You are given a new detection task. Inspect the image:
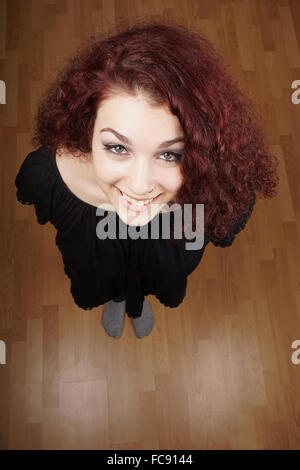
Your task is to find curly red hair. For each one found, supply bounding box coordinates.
[31,19,279,243]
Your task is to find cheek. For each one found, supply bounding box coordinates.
[165,170,183,193]
[92,158,119,184]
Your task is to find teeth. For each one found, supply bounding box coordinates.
[121,192,154,206]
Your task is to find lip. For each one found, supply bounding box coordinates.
[115,186,161,212]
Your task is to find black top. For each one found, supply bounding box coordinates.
[14,146,256,318]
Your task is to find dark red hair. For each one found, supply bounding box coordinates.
[31,19,279,243]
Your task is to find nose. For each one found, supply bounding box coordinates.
[126,157,155,197]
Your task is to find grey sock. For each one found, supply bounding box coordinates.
[102,299,126,338]
[131,298,154,338]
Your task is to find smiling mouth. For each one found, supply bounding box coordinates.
[115,186,161,205]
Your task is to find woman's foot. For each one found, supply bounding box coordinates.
[131,298,154,338]
[102,299,126,338]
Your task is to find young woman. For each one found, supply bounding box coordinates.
[14,20,279,339]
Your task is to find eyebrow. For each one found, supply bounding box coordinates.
[100,127,185,148]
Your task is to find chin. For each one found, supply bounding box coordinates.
[117,203,161,227]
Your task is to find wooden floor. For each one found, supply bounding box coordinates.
[1,0,300,450]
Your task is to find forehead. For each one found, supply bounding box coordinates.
[95,92,183,135]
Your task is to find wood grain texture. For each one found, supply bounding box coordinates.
[0,0,299,450]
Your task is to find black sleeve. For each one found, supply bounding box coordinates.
[210,192,256,248]
[14,150,51,225]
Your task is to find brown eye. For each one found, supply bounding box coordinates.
[103,144,127,154]
[160,151,182,163]
[163,153,173,160]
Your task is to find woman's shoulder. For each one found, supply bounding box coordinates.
[17,145,53,170]
[15,146,58,224]
[15,146,53,195]
[15,145,112,226]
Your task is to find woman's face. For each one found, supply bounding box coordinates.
[91,92,185,227]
